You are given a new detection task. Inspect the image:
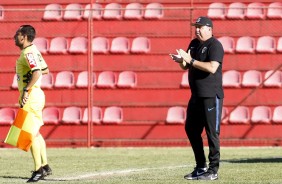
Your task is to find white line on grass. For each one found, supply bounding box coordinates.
[51,164,190,181]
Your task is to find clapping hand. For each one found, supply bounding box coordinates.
[169,50,183,63]
[177,49,192,64]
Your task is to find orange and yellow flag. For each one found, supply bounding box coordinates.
[4,108,40,152]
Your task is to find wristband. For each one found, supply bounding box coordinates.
[190,58,195,66]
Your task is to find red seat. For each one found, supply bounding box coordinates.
[96,71,116,88]
[246,2,266,19]
[82,106,102,124]
[277,37,282,52]
[218,36,235,54]
[63,3,83,20]
[49,37,68,54]
[226,2,246,19]
[11,74,18,89]
[166,106,186,124]
[62,106,82,124]
[131,37,150,54]
[0,108,16,125]
[92,37,110,54]
[0,5,4,20]
[229,106,250,124]
[242,70,262,87]
[76,71,96,88]
[43,4,63,21]
[124,3,143,20]
[256,36,276,53]
[83,3,103,20]
[223,70,241,88]
[102,106,123,124]
[41,73,54,89]
[267,2,282,19]
[144,3,164,19]
[33,37,49,54]
[251,106,271,124]
[207,3,226,19]
[272,106,282,123]
[236,36,255,53]
[180,71,189,88]
[69,37,87,54]
[221,106,229,124]
[103,3,122,20]
[54,71,75,88]
[263,70,282,87]
[110,37,130,54]
[43,107,60,125]
[117,71,137,88]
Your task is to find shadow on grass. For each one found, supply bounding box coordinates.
[222,157,282,163]
[0,176,68,182]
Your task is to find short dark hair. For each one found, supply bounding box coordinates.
[17,25,36,42]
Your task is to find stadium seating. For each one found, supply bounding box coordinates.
[251,106,272,124]
[102,106,123,124]
[277,37,282,52]
[236,36,255,53]
[221,106,228,124]
[166,106,186,124]
[61,106,82,124]
[144,3,164,19]
[242,70,262,87]
[180,71,189,88]
[54,71,75,88]
[226,2,246,19]
[68,37,87,54]
[124,3,144,20]
[96,71,116,88]
[218,36,235,54]
[110,37,130,54]
[246,2,266,19]
[103,3,122,20]
[43,107,60,125]
[76,71,96,88]
[0,107,16,125]
[49,37,68,54]
[207,2,226,19]
[83,3,103,20]
[0,5,4,20]
[117,71,137,88]
[229,106,250,124]
[267,2,282,19]
[33,37,49,54]
[92,37,110,54]
[41,73,54,89]
[42,4,63,21]
[131,37,151,54]
[82,106,102,124]
[222,70,241,88]
[63,3,83,20]
[272,106,282,123]
[263,70,282,87]
[11,74,18,89]
[256,36,276,53]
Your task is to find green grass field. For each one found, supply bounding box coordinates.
[0,147,282,184]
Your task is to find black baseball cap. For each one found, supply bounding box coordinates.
[191,16,213,28]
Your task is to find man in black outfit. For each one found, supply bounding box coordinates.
[170,16,224,180]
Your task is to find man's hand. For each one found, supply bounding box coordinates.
[21,91,29,107]
[177,49,192,64]
[169,53,183,63]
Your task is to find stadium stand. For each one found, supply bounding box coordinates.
[110,37,130,54]
[43,107,60,125]
[263,70,282,87]
[49,37,68,54]
[221,107,228,124]
[117,71,137,88]
[0,5,4,20]
[33,37,49,54]
[229,106,250,124]
[235,36,255,53]
[277,37,282,52]
[61,106,82,124]
[272,106,282,123]
[96,71,117,88]
[180,71,189,88]
[41,73,54,89]
[207,2,226,19]
[251,106,272,124]
[256,36,276,53]
[43,4,63,21]
[131,37,151,54]
[92,37,110,54]
[54,71,75,88]
[144,3,164,19]
[222,70,241,88]
[218,36,235,54]
[266,2,282,19]
[246,2,266,19]
[76,71,96,88]
[68,37,87,54]
[242,70,262,87]
[103,3,122,20]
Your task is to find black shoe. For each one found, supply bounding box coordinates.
[27,167,44,183]
[184,167,208,180]
[198,170,218,180]
[42,164,52,177]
